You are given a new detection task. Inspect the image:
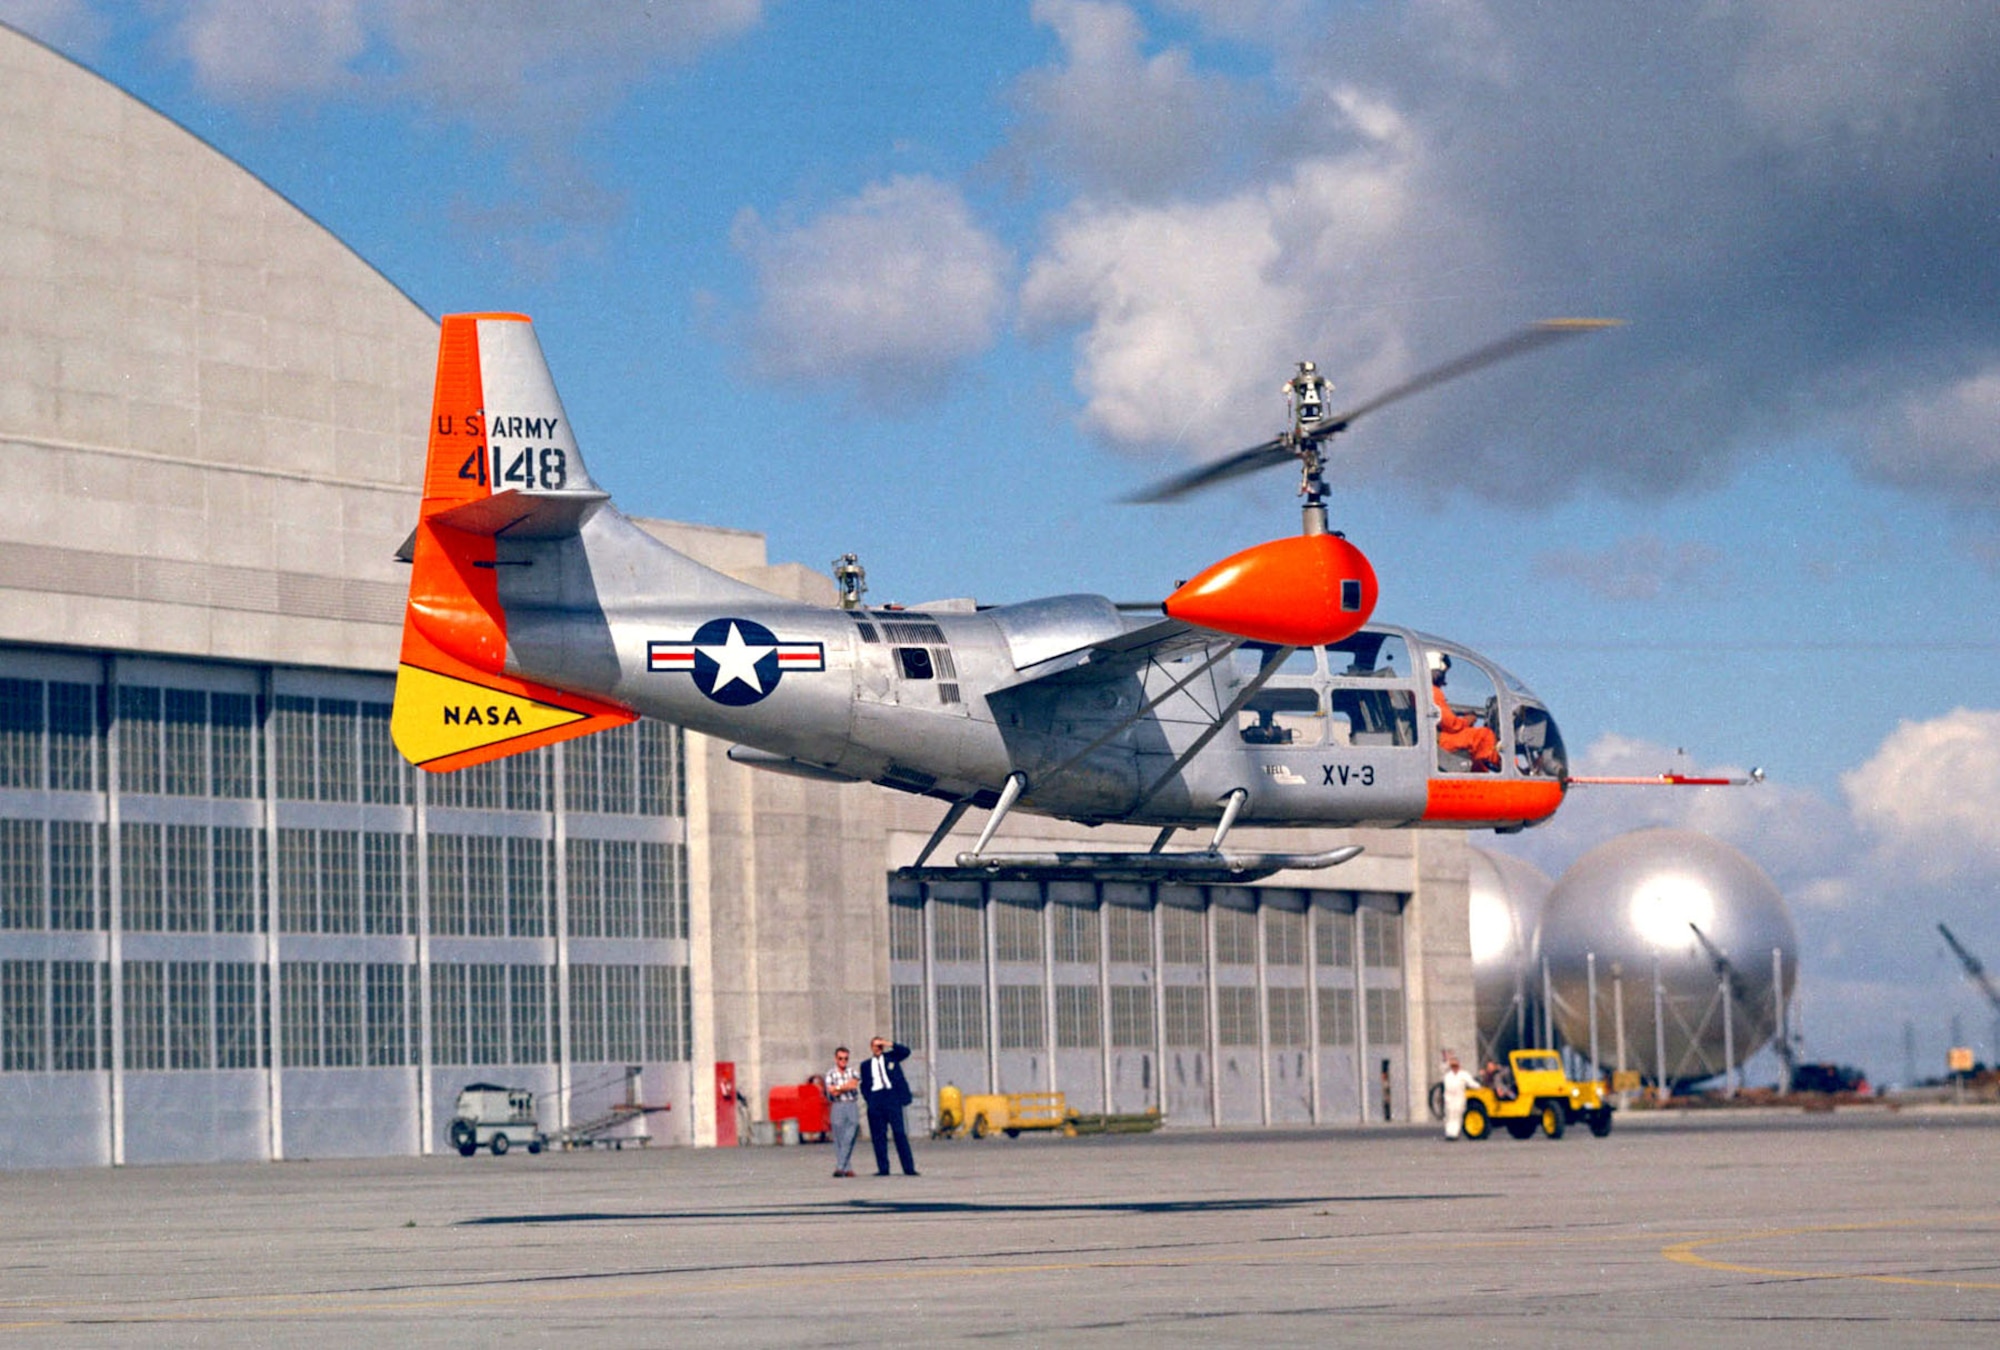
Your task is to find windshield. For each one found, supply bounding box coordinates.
[1514,1053,1561,1074]
[1513,704,1567,779]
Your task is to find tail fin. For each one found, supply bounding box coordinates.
[392,313,635,772]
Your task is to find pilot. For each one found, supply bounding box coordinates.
[1428,651,1500,772]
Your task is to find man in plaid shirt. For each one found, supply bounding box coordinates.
[825,1046,861,1177]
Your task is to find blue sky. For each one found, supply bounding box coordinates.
[8,0,2000,1082]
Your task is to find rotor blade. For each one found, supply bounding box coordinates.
[1310,318,1622,437]
[1123,437,1292,503]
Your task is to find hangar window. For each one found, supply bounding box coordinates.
[1317,908,1353,968]
[1366,987,1404,1045]
[931,900,983,963]
[50,822,100,931]
[1317,987,1355,1046]
[168,961,210,1070]
[2,959,44,1070]
[994,901,1042,963]
[890,900,923,963]
[1217,985,1260,1045]
[1160,906,1204,965]
[599,964,640,1061]
[54,960,108,1071]
[211,693,257,799]
[507,965,546,1065]
[1265,908,1304,966]
[48,683,98,793]
[1052,904,1099,964]
[998,984,1044,1049]
[1,819,43,929]
[215,962,266,1070]
[1110,986,1153,1047]
[1267,987,1309,1047]
[164,689,207,797]
[1108,905,1152,964]
[118,686,162,794]
[1163,986,1206,1047]
[936,983,985,1050]
[892,983,925,1049]
[0,679,41,788]
[370,964,411,1066]
[1362,907,1402,969]
[1057,985,1101,1048]
[1214,907,1256,966]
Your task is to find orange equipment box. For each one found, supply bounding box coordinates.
[767,1083,830,1138]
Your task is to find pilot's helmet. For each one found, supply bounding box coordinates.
[1426,650,1451,676]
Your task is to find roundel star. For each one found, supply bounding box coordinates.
[702,621,776,697]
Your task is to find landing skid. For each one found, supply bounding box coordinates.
[898,845,1363,885]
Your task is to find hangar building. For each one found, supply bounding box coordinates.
[0,24,1473,1167]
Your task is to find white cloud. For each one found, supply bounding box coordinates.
[1866,367,2000,506]
[1020,95,1440,456]
[1842,708,2000,883]
[733,177,1012,407]
[144,0,766,273]
[160,0,764,112]
[1008,0,1251,200]
[0,0,107,50]
[1007,1,2000,525]
[172,0,366,99]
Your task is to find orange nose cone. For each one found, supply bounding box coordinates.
[1164,533,1379,647]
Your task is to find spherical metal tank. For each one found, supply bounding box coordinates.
[1537,829,1798,1086]
[1467,849,1553,1060]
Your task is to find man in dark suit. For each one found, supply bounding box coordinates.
[858,1035,919,1176]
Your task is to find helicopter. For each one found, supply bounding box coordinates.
[391,313,1750,882]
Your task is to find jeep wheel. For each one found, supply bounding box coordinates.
[1461,1102,1489,1140]
[1588,1109,1613,1138]
[1537,1101,1566,1139]
[1505,1120,1536,1140]
[970,1114,989,1139]
[449,1121,476,1157]
[490,1132,510,1156]
[1428,1081,1445,1120]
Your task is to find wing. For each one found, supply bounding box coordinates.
[997,616,1226,691]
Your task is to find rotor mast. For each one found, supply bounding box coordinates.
[1285,361,1337,536]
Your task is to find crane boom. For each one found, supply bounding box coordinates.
[1938,923,2000,1014]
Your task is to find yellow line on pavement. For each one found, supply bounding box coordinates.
[1662,1217,2000,1292]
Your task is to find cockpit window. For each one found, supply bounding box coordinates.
[1325,632,1408,679]
[1329,689,1417,746]
[1514,705,1567,778]
[1238,688,1321,746]
[1233,644,1319,679]
[1427,651,1502,774]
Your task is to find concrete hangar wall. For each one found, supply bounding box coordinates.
[0,23,1474,1168]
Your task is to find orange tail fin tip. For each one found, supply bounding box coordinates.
[392,313,635,773]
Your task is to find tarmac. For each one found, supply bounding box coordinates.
[4,1106,1999,1346]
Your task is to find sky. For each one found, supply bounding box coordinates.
[6,0,1999,1084]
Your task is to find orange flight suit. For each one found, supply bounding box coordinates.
[1432,683,1500,771]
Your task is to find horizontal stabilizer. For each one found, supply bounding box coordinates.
[429,488,610,540]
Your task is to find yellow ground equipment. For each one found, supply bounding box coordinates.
[1460,1049,1613,1141]
[934,1087,1073,1138]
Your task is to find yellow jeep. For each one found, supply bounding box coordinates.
[1461,1049,1613,1140]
